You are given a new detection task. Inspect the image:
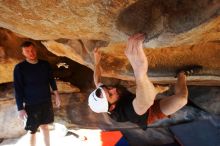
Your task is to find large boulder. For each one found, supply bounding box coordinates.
[0,0,220,85]
[0,84,25,138]
[0,0,219,48]
[0,0,135,41]
[43,39,220,85]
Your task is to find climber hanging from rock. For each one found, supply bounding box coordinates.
[88,33,202,128]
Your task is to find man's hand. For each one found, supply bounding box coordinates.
[18,109,27,120]
[54,90,61,108]
[55,95,61,108]
[125,33,148,79]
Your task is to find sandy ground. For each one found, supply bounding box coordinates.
[0,128,108,146]
[0,122,132,146]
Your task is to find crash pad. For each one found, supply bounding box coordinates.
[170,120,220,146]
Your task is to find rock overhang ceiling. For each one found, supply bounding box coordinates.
[0,0,220,85]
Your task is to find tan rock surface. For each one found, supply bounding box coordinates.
[0,1,220,85]
[43,40,220,85]
[0,58,20,83]
[0,84,28,138]
[56,80,80,93]
[0,0,135,41]
[0,0,219,47]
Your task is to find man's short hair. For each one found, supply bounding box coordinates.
[20,41,34,49]
[115,85,135,100]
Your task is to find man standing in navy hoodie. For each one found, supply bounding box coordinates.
[14,41,61,146]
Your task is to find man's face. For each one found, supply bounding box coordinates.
[22,45,37,61]
[103,86,120,104]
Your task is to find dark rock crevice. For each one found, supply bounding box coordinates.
[52,56,94,90]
